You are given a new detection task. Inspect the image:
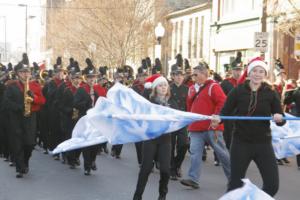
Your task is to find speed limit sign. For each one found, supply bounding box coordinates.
[254,32,269,52]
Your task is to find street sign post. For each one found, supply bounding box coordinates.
[254,32,269,52]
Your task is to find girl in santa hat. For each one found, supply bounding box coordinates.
[133,75,177,200]
[211,57,286,197]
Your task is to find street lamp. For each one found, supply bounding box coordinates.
[0,16,7,62]
[154,22,165,61]
[18,4,28,53]
[155,22,165,45]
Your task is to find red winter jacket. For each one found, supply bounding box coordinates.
[187,79,226,132]
[29,81,46,112]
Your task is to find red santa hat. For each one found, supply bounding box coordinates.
[247,57,269,76]
[144,74,168,89]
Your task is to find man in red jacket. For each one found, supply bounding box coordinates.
[180,62,231,189]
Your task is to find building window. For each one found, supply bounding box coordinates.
[179,20,184,53]
[199,16,204,58]
[194,17,198,58]
[188,18,192,59]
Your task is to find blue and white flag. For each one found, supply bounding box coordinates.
[52,83,210,154]
[271,114,300,159]
[218,179,274,200]
[52,83,300,157]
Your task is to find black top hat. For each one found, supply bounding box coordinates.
[231,61,243,70]
[85,68,98,77]
[14,62,30,72]
[171,64,184,75]
[53,64,64,73]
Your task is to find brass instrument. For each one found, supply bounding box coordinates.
[24,77,32,117]
[72,108,79,120]
[39,69,48,85]
[8,71,15,80]
[82,74,87,83]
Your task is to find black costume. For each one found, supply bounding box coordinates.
[221,81,285,196]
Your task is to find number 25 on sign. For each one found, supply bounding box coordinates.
[254,32,269,52]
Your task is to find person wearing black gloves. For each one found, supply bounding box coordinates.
[211,58,285,197]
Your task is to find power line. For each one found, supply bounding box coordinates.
[0,2,168,11]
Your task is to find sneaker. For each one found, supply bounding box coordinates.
[170,170,178,180]
[282,158,290,164]
[180,179,199,189]
[84,169,91,176]
[170,175,178,181]
[16,172,23,178]
[116,155,121,159]
[277,159,284,165]
[214,161,220,166]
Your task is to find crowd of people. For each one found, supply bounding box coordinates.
[0,52,299,200]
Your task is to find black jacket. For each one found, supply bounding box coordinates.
[221,81,285,143]
[4,81,35,145]
[284,88,300,117]
[169,83,188,111]
[73,85,100,118]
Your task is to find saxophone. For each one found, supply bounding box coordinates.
[24,77,32,117]
[72,108,79,120]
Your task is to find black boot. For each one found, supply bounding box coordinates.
[16,172,23,178]
[158,194,166,200]
[133,193,142,200]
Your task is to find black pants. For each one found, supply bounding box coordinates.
[68,149,81,165]
[111,144,123,156]
[14,143,34,173]
[83,145,98,170]
[39,108,50,150]
[228,138,279,197]
[297,155,300,167]
[135,142,143,165]
[170,129,188,174]
[0,120,10,158]
[133,134,171,199]
[223,120,234,150]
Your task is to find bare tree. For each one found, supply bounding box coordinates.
[266,0,300,36]
[46,0,170,70]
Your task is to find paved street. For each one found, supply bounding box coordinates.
[0,144,299,200]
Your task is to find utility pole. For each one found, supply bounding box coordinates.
[19,4,28,53]
[261,0,268,59]
[0,16,7,61]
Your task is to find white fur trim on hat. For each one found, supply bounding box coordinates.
[152,76,168,89]
[144,82,152,89]
[247,60,269,75]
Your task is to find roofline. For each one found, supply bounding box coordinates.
[166,2,211,19]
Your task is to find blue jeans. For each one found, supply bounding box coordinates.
[187,131,231,183]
